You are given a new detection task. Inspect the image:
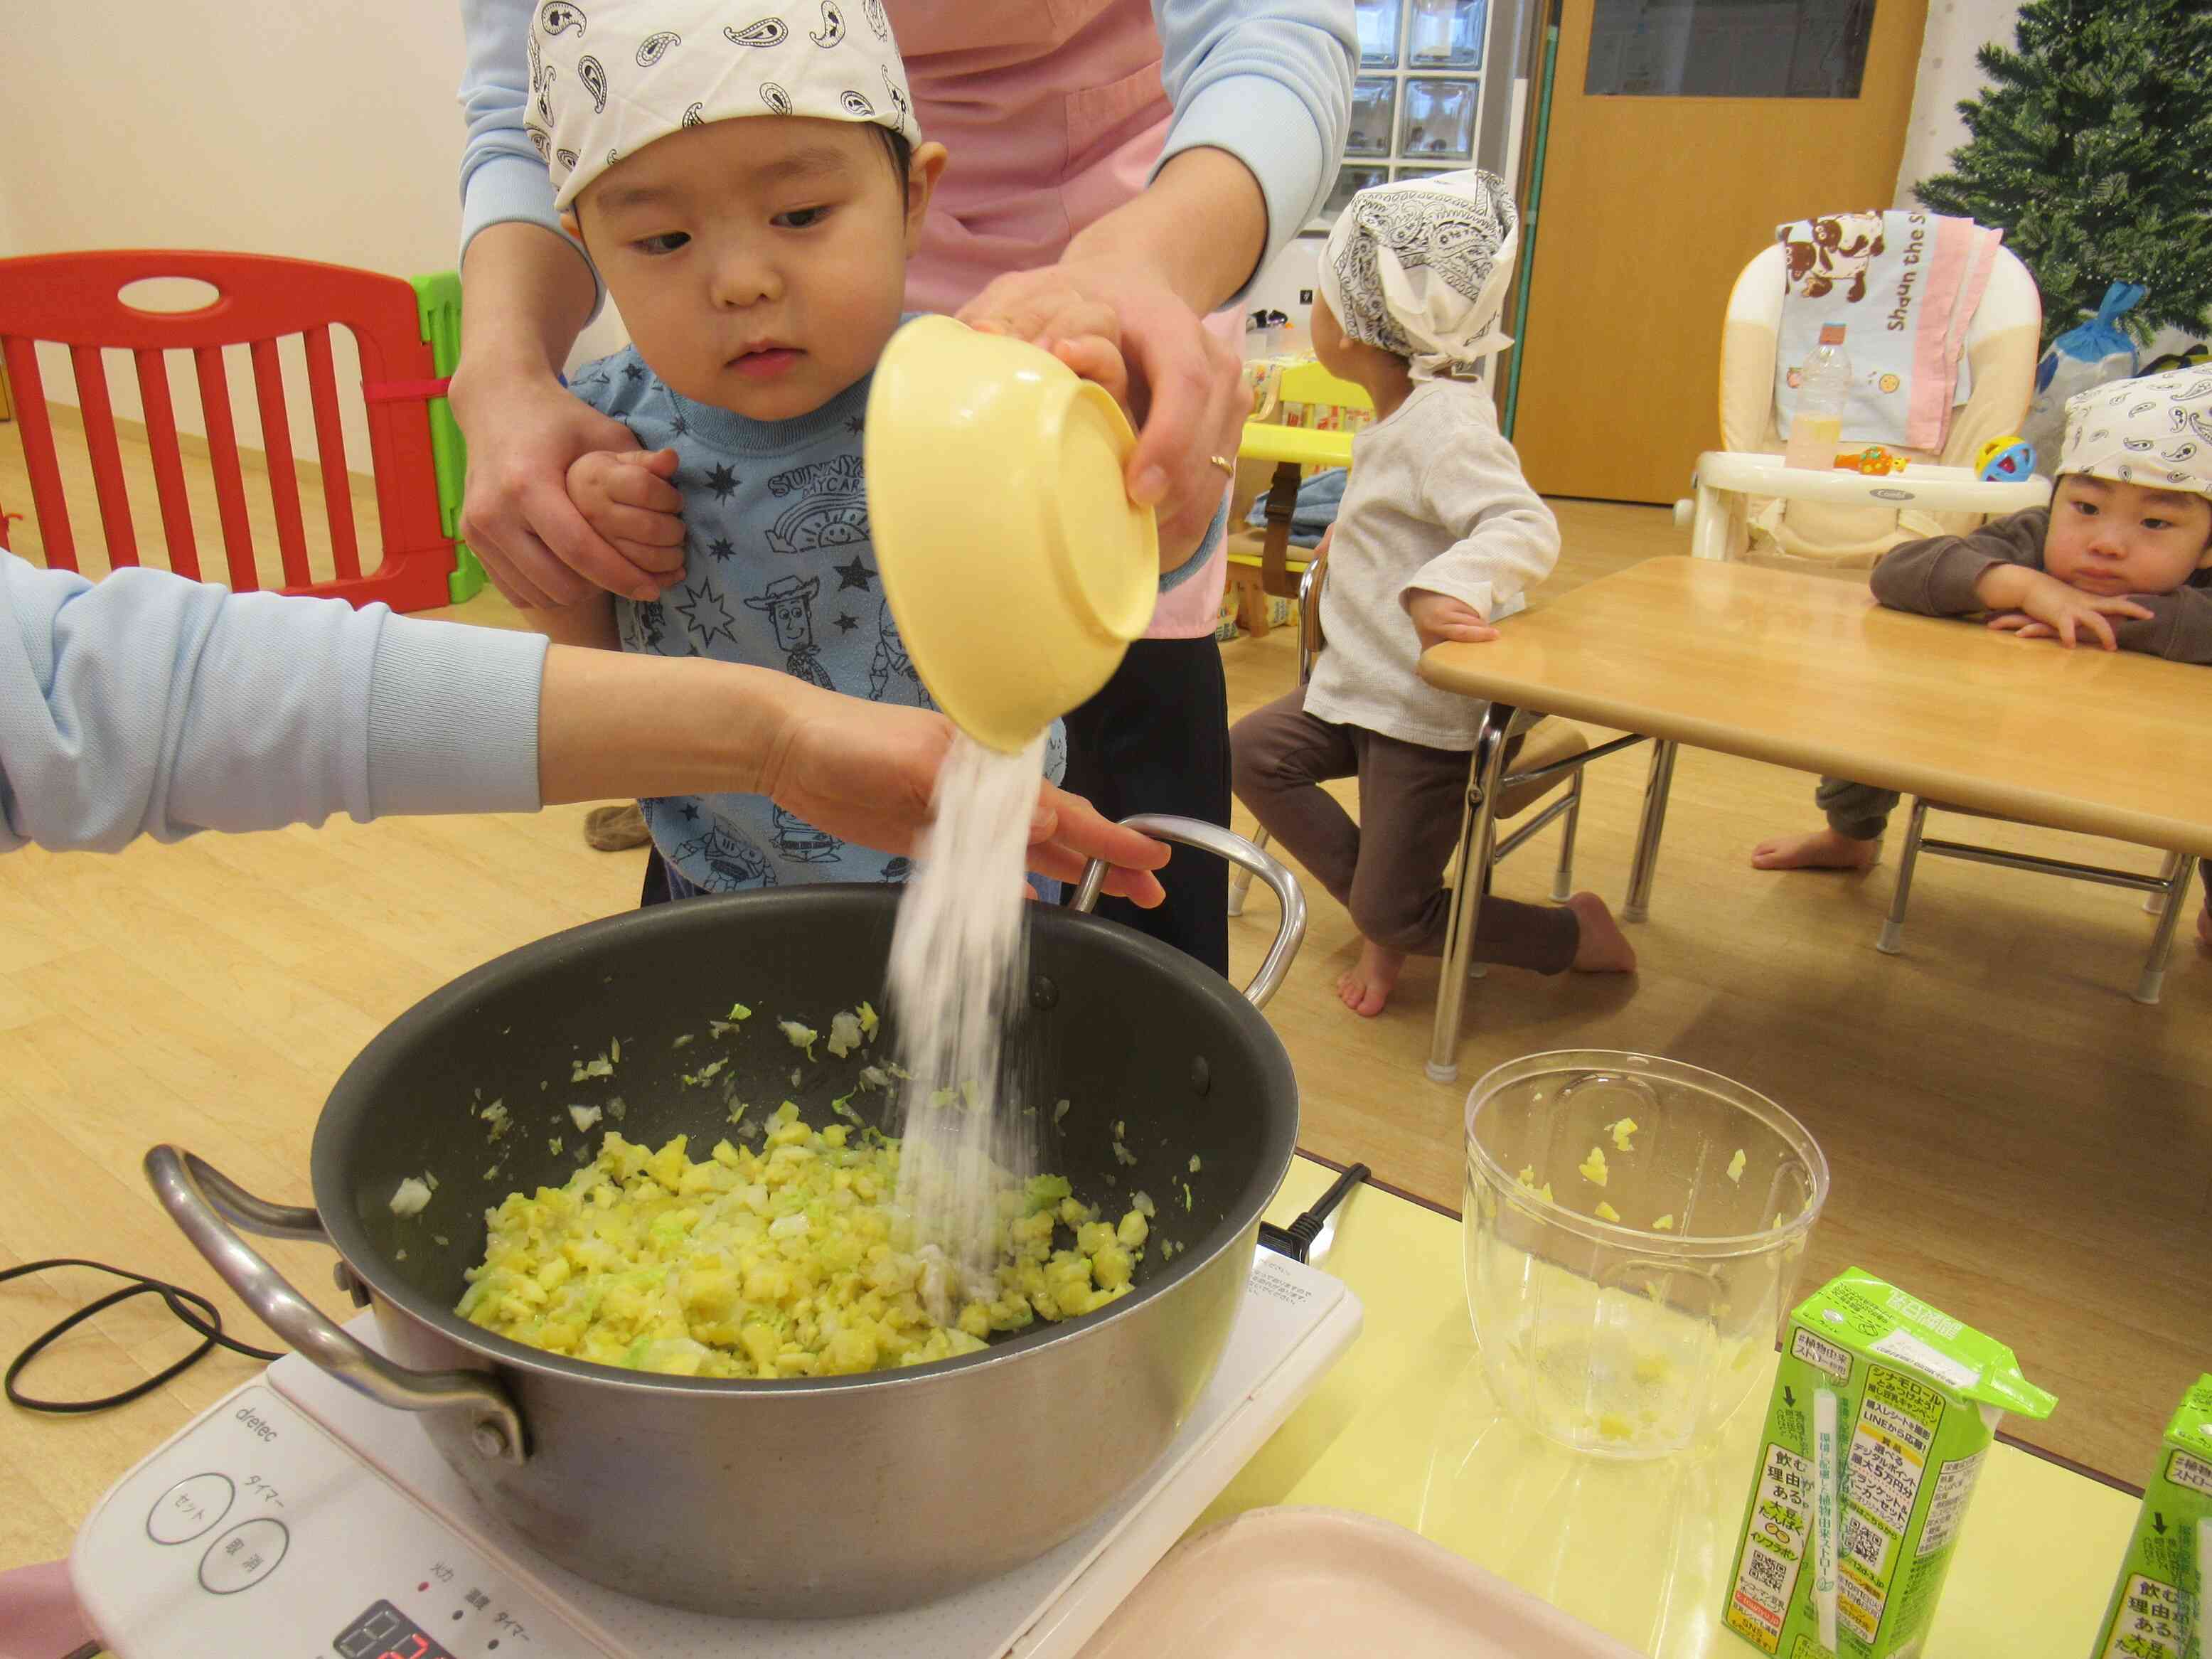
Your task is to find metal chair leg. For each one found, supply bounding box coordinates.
[1623,739,1677,924]
[1227,826,1270,917]
[1876,798,1930,956]
[2144,849,2184,915]
[2134,853,2196,1005]
[1428,702,1514,1084]
[1551,769,1584,905]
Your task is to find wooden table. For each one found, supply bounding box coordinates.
[1417,555,2212,1079]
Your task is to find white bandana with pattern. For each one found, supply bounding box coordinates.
[2059,366,2212,496]
[526,0,917,211]
[1318,169,1519,382]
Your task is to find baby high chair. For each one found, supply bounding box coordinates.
[0,250,476,609]
[1674,238,2048,566]
[1225,357,1371,636]
[1667,235,2195,999]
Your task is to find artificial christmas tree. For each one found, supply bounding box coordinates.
[1915,0,2212,351]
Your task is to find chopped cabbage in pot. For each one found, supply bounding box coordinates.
[457,1106,1149,1379]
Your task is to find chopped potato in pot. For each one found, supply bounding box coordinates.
[456,1105,1145,1379]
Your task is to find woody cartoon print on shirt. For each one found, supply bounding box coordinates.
[744,572,835,688]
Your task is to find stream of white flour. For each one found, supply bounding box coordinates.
[886,731,1049,1298]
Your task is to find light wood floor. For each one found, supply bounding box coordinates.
[3,421,2207,1577]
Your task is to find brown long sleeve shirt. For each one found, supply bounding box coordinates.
[1869,506,2212,665]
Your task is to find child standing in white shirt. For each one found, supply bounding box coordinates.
[1231,171,1635,1017]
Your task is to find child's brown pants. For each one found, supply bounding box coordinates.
[1231,688,1579,974]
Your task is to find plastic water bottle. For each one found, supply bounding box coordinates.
[1784,324,1852,470]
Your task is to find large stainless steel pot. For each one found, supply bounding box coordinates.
[149,819,1304,1618]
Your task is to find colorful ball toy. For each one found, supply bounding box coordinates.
[1975,434,2037,482]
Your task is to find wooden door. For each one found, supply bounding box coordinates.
[1511,0,1928,503]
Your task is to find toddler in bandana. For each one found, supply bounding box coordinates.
[1231,171,1637,1018]
[521,0,1088,898]
[1753,366,2212,949]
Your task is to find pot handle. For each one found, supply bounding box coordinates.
[1074,814,1307,1010]
[144,1146,528,1466]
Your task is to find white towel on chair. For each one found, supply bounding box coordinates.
[1773,210,2003,452]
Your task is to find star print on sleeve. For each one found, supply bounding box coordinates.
[833,556,875,592]
[705,463,742,501]
[706,535,737,562]
[844,414,865,434]
[833,612,859,633]
[673,575,741,650]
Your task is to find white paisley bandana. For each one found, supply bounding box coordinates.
[2059,366,2212,496]
[527,0,918,211]
[1318,169,1519,382]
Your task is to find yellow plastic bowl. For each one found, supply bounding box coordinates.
[865,316,1159,753]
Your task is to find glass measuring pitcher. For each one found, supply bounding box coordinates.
[1463,1052,1829,1459]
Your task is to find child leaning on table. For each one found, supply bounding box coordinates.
[519,0,1190,901]
[1751,366,2212,952]
[1230,171,1636,1019]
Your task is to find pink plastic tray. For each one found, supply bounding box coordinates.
[1074,1507,1642,1658]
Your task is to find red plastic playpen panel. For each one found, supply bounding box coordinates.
[0,249,454,611]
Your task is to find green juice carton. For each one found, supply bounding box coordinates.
[2090,1375,2212,1659]
[1721,1269,2058,1658]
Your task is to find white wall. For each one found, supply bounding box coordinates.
[5,3,463,279]
[1,0,629,464]
[1893,0,2021,207]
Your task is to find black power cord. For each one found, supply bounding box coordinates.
[2,1259,280,1415]
[1259,1163,1369,1263]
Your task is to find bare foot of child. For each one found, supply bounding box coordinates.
[1566,892,1637,973]
[1749,829,1879,871]
[1337,940,1406,1018]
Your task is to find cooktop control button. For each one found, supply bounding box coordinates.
[147,1474,234,1545]
[198,1518,289,1594]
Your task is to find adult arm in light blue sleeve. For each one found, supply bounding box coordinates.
[0,553,546,855]
[1154,0,1357,294]
[457,0,605,314]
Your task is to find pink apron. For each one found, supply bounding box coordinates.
[893,0,1231,637]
